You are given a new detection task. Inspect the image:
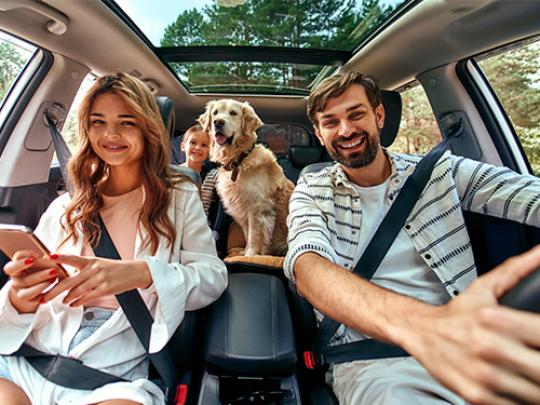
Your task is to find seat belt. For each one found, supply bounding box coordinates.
[92,216,180,403]
[314,135,452,366]
[44,111,73,195]
[11,219,180,402]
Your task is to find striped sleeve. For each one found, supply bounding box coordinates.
[284,175,337,283]
[201,169,218,216]
[452,155,540,227]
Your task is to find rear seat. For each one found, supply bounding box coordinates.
[279,144,330,184]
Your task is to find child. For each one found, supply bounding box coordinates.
[0,73,227,405]
[180,124,212,180]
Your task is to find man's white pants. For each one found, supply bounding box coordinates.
[330,356,466,404]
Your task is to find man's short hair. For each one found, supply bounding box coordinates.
[307,72,382,125]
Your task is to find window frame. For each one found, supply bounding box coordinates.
[0,44,52,157]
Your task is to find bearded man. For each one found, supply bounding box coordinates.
[284,72,540,405]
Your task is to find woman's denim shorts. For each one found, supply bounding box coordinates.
[0,307,114,383]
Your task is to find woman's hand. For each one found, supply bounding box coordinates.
[3,250,60,313]
[42,254,152,307]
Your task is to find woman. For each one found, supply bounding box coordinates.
[0,73,227,405]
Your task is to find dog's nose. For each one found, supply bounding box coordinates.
[214,119,224,129]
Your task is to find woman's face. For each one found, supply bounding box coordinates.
[183,131,210,165]
[87,92,145,172]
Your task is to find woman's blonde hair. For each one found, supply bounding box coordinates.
[63,72,187,253]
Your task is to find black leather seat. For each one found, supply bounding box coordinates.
[156,96,201,184]
[280,145,328,183]
[198,272,302,404]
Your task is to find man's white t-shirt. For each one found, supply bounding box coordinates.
[350,178,450,341]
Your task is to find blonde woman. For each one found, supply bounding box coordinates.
[0,73,227,405]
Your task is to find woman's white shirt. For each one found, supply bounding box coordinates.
[0,181,227,404]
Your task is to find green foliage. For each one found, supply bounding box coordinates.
[390,85,441,155]
[160,0,395,92]
[0,41,26,100]
[479,41,540,176]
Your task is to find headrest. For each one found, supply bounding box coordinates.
[380,90,402,148]
[289,145,323,168]
[156,96,175,139]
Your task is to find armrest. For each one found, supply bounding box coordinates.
[204,273,297,377]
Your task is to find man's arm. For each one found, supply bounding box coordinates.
[453,155,540,227]
[295,247,540,405]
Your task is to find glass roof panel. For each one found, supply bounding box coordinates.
[112,0,410,94]
[169,61,335,95]
[116,0,407,51]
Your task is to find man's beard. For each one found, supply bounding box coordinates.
[329,130,380,168]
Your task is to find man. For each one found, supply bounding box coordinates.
[284,72,540,404]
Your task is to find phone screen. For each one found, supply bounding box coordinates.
[0,224,69,278]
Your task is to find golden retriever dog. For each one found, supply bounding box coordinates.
[199,99,294,256]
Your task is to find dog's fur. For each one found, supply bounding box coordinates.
[199,99,294,256]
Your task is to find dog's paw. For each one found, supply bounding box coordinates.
[227,247,245,257]
[244,248,259,257]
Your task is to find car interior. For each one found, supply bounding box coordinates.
[0,0,539,404]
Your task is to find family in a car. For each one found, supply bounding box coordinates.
[1,71,539,405]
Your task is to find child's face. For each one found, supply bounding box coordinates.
[183,131,210,164]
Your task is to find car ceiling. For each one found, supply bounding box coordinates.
[0,0,538,132]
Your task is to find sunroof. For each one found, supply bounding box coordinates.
[169,61,335,95]
[112,0,409,94]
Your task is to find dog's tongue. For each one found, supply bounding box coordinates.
[215,134,228,145]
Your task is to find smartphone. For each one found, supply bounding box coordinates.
[0,224,68,278]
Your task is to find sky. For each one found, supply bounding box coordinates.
[115,0,403,45]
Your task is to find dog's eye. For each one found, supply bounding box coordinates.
[230,111,238,116]
[212,110,217,115]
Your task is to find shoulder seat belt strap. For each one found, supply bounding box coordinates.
[315,136,451,364]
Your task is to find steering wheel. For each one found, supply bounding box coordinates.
[500,269,540,313]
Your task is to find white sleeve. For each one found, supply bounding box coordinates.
[0,196,69,353]
[145,186,227,353]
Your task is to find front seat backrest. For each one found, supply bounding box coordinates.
[156,96,176,139]
[155,96,201,184]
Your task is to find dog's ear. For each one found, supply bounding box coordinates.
[198,100,217,132]
[241,102,263,135]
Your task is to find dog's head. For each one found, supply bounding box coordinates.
[198,99,263,162]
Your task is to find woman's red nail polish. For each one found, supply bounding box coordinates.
[49,254,59,260]
[49,269,58,276]
[39,297,46,304]
[24,257,35,265]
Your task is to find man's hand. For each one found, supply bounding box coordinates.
[406,245,540,405]
[42,254,152,307]
[3,250,60,313]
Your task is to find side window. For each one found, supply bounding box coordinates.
[389,83,442,155]
[60,74,95,154]
[476,39,540,176]
[0,32,36,107]
[256,123,311,157]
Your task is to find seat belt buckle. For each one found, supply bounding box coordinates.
[303,350,317,369]
[174,383,188,405]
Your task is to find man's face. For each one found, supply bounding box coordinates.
[314,84,385,169]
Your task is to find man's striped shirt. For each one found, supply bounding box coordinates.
[284,150,540,345]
